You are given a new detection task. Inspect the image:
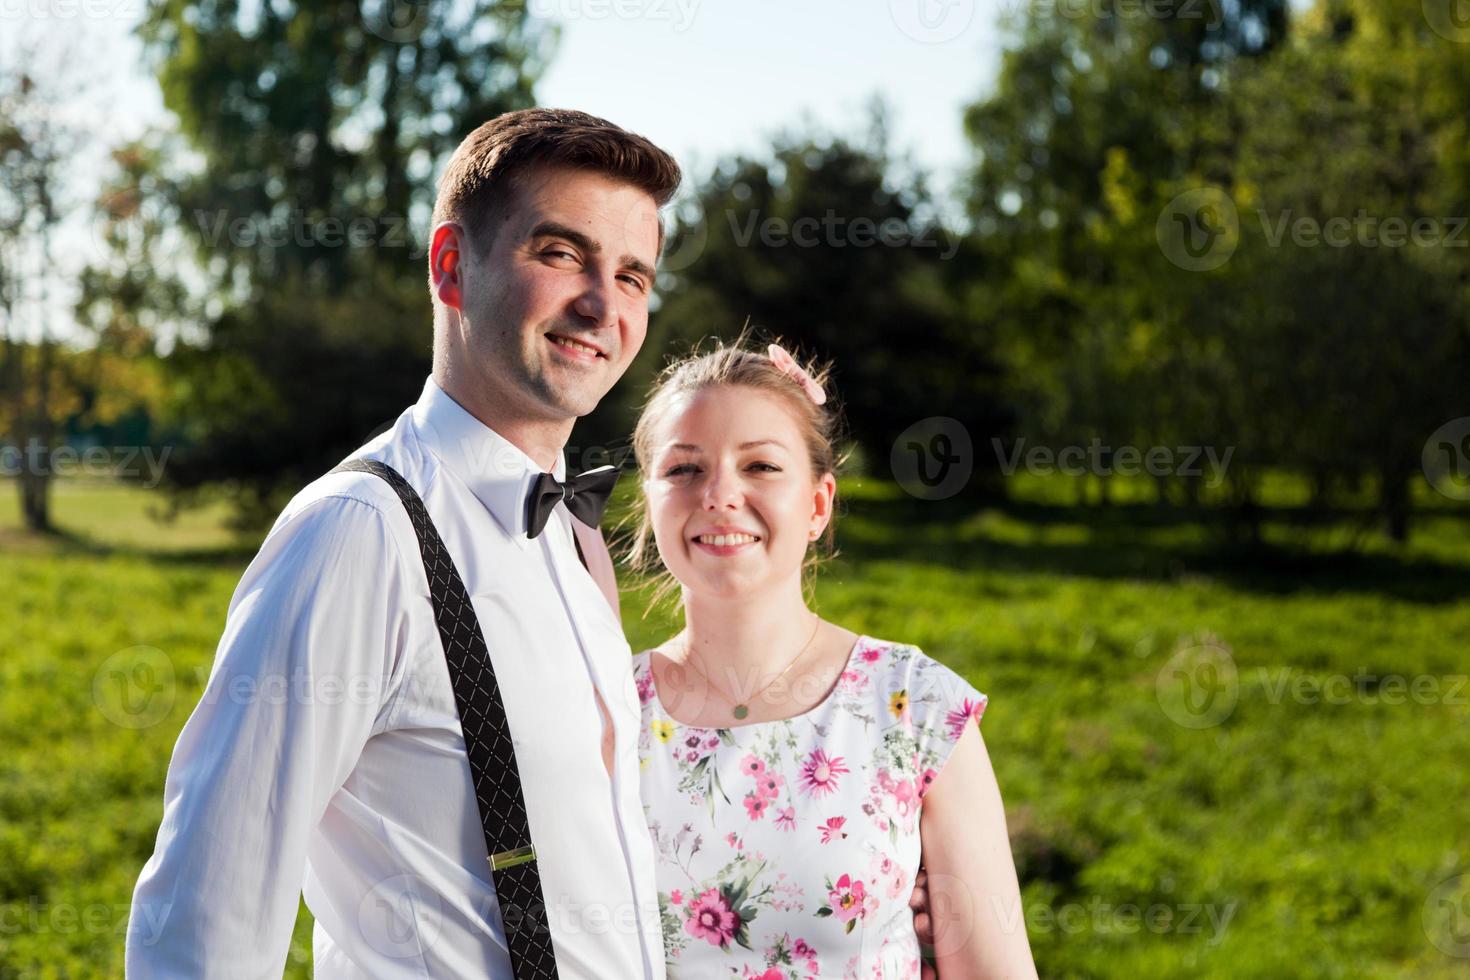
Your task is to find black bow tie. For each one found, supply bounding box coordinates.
[525,464,622,539]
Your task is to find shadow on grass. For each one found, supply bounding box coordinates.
[1,524,262,567]
[837,492,1470,605]
[12,485,1470,604]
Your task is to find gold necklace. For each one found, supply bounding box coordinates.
[678,614,822,721]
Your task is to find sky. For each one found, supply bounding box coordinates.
[6,0,1007,198]
[533,0,1006,200]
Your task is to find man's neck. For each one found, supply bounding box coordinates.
[433,365,573,474]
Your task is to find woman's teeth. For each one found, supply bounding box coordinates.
[696,533,760,546]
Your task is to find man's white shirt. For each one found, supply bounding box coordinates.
[126,375,665,978]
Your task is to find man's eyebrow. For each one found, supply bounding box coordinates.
[529,221,656,281]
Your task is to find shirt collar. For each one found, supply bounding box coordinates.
[411,375,567,543]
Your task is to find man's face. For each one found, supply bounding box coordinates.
[438,165,662,426]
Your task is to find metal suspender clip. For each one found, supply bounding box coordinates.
[490,845,537,870]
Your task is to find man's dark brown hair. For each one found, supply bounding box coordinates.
[431,107,682,255]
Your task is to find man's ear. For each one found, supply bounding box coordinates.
[430,223,465,312]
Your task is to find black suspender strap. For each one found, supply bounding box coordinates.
[331,458,561,979]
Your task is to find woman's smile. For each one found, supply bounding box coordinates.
[690,525,764,556]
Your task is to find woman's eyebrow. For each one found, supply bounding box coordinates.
[666,440,787,452]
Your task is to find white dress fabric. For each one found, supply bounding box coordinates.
[631,635,988,979]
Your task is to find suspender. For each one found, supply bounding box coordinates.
[331,458,561,979]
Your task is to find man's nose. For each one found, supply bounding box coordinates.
[572,274,618,331]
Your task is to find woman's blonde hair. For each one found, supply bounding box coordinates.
[619,327,849,613]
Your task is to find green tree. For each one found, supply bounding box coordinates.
[626,110,1009,488]
[136,0,553,525]
[0,53,83,531]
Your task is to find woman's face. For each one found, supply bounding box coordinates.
[643,385,835,599]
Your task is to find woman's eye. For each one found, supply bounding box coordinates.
[665,464,697,477]
[749,462,781,472]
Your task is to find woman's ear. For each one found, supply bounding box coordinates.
[811,471,837,533]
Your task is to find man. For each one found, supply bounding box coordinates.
[127,108,676,978]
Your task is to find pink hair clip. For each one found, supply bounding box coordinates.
[767,343,827,406]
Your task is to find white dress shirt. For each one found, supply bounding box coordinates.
[126,375,665,979]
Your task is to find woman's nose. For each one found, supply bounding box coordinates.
[702,465,742,509]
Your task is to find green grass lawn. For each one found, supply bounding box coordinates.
[2,474,1468,978]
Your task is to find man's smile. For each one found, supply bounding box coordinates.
[546,332,607,361]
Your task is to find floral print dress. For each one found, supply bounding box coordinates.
[632,635,988,979]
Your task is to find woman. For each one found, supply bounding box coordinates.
[623,335,1037,979]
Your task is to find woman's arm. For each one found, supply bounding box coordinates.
[918,723,1038,980]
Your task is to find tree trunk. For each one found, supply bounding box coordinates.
[19,460,50,532]
[1381,465,1409,544]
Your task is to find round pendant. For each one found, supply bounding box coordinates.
[732,704,750,720]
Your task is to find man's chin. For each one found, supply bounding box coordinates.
[546,386,606,421]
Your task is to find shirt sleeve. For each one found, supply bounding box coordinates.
[902,649,988,800]
[126,492,409,978]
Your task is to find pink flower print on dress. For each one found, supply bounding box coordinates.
[892,777,918,822]
[685,887,740,948]
[755,772,784,799]
[859,645,883,665]
[800,748,849,796]
[918,767,941,798]
[870,851,908,900]
[945,697,987,740]
[740,754,766,777]
[743,969,783,980]
[819,816,848,844]
[670,889,683,905]
[827,874,871,925]
[871,769,921,834]
[774,806,797,831]
[744,793,771,820]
